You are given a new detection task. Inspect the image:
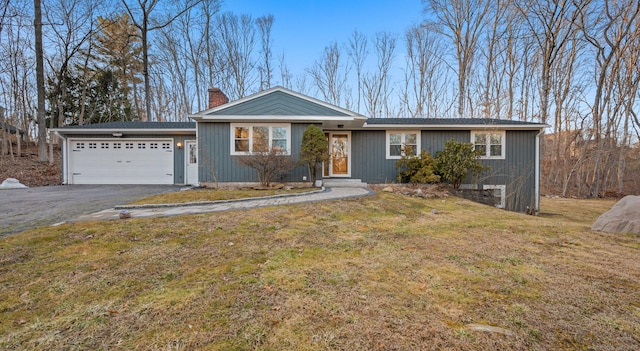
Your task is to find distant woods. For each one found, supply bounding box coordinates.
[1,0,639,196]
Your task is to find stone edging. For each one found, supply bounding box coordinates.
[115,187,327,210]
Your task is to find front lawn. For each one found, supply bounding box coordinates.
[127,187,316,205]
[1,194,638,350]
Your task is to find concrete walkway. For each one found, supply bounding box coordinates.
[69,187,374,223]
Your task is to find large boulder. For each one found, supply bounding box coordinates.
[591,195,640,234]
[0,178,28,189]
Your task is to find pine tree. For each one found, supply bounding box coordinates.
[90,13,143,118]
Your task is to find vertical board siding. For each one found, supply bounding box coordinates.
[472,130,537,212]
[198,122,314,183]
[348,129,537,212]
[422,130,470,156]
[351,130,471,184]
[351,130,396,183]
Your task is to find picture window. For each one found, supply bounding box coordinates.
[231,123,291,155]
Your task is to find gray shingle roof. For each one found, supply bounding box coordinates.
[365,118,545,126]
[59,121,195,129]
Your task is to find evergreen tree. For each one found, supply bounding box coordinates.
[90,13,143,116]
[299,124,329,183]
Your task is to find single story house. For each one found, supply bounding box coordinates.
[53,86,547,212]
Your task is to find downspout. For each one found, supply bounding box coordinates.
[535,129,543,213]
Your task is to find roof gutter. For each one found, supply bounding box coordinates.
[363,123,548,130]
[50,128,196,135]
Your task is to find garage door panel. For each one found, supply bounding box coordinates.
[69,139,174,184]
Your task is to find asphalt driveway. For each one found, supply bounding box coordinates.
[0,185,182,236]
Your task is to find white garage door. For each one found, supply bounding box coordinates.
[69,139,174,184]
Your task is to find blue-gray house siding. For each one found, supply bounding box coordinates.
[207,91,350,116]
[197,122,313,183]
[350,129,538,212]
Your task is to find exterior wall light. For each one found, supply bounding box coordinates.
[176,141,183,149]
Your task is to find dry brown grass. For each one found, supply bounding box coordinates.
[1,194,639,350]
[127,187,315,205]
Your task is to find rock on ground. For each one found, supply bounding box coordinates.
[591,195,640,234]
[0,178,28,189]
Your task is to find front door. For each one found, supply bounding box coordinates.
[185,140,198,185]
[324,132,350,177]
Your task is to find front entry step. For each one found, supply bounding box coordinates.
[322,178,368,188]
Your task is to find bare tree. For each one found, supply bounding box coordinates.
[307,42,349,106]
[277,52,291,89]
[216,12,257,99]
[478,0,507,119]
[424,0,490,118]
[120,0,201,121]
[44,0,97,128]
[256,14,274,91]
[402,23,447,118]
[362,32,396,118]
[514,0,584,125]
[577,0,640,197]
[346,30,367,113]
[34,0,47,161]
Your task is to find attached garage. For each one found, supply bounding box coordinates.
[68,138,174,184]
[52,122,197,185]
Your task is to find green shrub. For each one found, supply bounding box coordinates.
[299,124,329,183]
[395,149,441,184]
[434,139,487,188]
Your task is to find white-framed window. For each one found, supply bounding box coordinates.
[386,131,420,159]
[472,131,505,159]
[76,142,85,149]
[483,185,506,209]
[230,123,291,155]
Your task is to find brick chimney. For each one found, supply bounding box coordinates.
[208,88,229,109]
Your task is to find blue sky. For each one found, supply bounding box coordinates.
[222,0,426,75]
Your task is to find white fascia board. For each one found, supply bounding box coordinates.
[192,86,365,118]
[363,123,548,130]
[51,128,196,135]
[193,115,367,123]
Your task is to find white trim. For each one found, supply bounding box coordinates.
[471,130,506,159]
[327,131,351,177]
[483,185,506,209]
[66,137,174,184]
[51,128,195,135]
[385,130,421,159]
[184,140,198,185]
[364,123,547,130]
[535,130,543,212]
[229,123,292,155]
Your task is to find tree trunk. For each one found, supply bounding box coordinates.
[142,11,152,121]
[34,0,48,162]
